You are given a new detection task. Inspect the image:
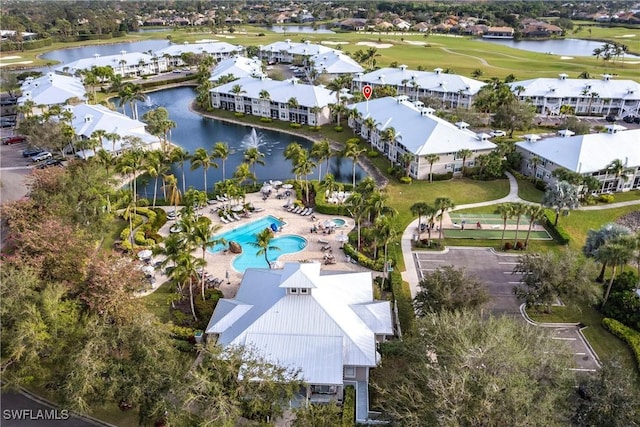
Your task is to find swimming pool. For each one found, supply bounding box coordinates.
[208,215,308,272]
[331,218,347,227]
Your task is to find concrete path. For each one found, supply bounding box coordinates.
[577,199,640,210]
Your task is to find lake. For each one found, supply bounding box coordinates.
[132,87,363,197]
[41,40,171,65]
[477,37,640,58]
[261,25,335,34]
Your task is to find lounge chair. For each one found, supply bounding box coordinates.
[287,205,296,212]
[207,199,218,205]
[220,217,229,224]
[299,208,308,215]
[216,195,225,202]
[318,238,329,244]
[304,208,313,216]
[232,213,242,221]
[254,207,265,213]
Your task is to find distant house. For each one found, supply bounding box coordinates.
[338,18,366,31]
[143,18,165,26]
[522,22,563,38]
[206,262,394,422]
[209,56,263,82]
[210,76,335,125]
[508,73,640,118]
[392,18,411,30]
[412,22,431,32]
[483,26,515,39]
[346,96,497,178]
[515,127,640,192]
[352,65,486,109]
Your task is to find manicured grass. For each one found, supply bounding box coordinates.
[100,217,127,251]
[559,205,640,251]
[528,303,638,378]
[387,178,510,230]
[517,179,544,203]
[597,190,640,204]
[141,280,176,323]
[443,229,550,240]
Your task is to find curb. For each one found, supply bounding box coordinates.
[519,303,580,327]
[577,326,602,368]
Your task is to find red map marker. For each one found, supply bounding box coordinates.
[362,85,372,100]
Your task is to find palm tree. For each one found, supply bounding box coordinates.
[172,252,204,321]
[258,89,270,101]
[310,139,332,181]
[191,218,223,299]
[293,151,315,205]
[343,138,366,188]
[607,159,631,191]
[310,105,322,126]
[212,142,231,181]
[243,147,265,181]
[456,149,473,176]
[251,228,280,267]
[495,203,514,250]
[583,223,631,282]
[153,233,188,293]
[106,132,121,155]
[170,147,190,194]
[434,197,455,241]
[596,242,632,309]
[163,174,182,217]
[363,117,378,140]
[348,108,362,135]
[365,190,397,223]
[90,129,107,151]
[375,216,398,289]
[381,127,400,166]
[424,154,440,183]
[144,150,168,208]
[523,205,546,249]
[510,202,528,246]
[230,83,246,97]
[287,97,299,122]
[410,202,431,233]
[345,192,367,252]
[284,142,304,180]
[190,148,218,197]
[94,148,115,176]
[233,162,256,187]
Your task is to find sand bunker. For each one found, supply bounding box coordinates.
[405,40,427,46]
[616,34,637,38]
[0,60,32,67]
[356,41,393,49]
[321,41,349,45]
[195,39,218,43]
[560,56,575,60]
[0,55,22,60]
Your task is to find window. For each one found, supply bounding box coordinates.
[300,288,308,294]
[290,288,298,294]
[345,367,355,378]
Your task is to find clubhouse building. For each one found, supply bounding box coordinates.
[347,96,497,178]
[206,262,394,422]
[18,73,87,108]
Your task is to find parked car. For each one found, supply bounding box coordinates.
[490,130,506,137]
[635,117,640,124]
[1,119,16,128]
[37,159,63,169]
[2,135,27,145]
[623,115,637,123]
[605,115,617,122]
[31,151,52,162]
[22,147,44,157]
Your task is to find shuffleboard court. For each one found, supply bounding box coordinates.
[449,212,540,226]
[444,229,552,240]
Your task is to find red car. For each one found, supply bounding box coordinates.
[2,135,27,145]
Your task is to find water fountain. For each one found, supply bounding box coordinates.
[144,95,154,108]
[241,128,279,155]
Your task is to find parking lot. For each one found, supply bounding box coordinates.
[1,129,35,204]
[412,247,600,370]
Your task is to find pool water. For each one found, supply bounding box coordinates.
[331,218,346,227]
[208,215,307,272]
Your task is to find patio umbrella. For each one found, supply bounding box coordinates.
[323,220,335,228]
[336,232,348,247]
[142,266,155,276]
[231,204,244,212]
[272,180,283,187]
[138,249,153,260]
[282,184,293,189]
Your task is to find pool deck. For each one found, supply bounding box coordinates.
[144,190,374,298]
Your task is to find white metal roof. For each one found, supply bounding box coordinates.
[18,73,86,106]
[209,56,263,81]
[157,41,243,57]
[508,75,640,100]
[207,263,392,376]
[260,40,335,57]
[515,128,640,173]
[55,51,158,74]
[347,97,497,155]
[353,67,486,95]
[351,302,394,335]
[211,76,336,108]
[310,51,364,75]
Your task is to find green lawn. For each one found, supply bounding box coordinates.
[596,190,640,204]
[527,303,638,379]
[141,280,176,323]
[517,179,544,203]
[99,217,127,251]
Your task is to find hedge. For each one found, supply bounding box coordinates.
[602,318,640,369]
[342,385,355,427]
[390,270,414,335]
[431,172,454,181]
[543,210,570,245]
[342,243,385,271]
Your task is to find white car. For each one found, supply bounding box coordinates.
[490,130,506,137]
[32,151,52,162]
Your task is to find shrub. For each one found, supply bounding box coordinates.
[367,150,379,158]
[534,179,547,191]
[431,172,454,181]
[342,386,355,427]
[504,242,513,250]
[515,241,524,250]
[290,123,302,129]
[233,112,245,118]
[173,340,195,353]
[598,194,615,203]
[259,117,272,123]
[342,243,385,271]
[583,195,598,205]
[399,176,412,184]
[334,126,343,132]
[169,324,196,341]
[602,318,640,369]
[308,125,321,132]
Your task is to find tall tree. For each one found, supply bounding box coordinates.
[212,142,231,181]
[434,197,455,241]
[250,228,280,267]
[170,146,190,195]
[583,223,631,282]
[243,147,265,181]
[523,204,546,249]
[424,154,440,183]
[190,147,217,196]
[190,217,223,299]
[343,138,366,188]
[596,242,632,309]
[310,139,332,181]
[607,159,632,192]
[495,203,514,250]
[510,202,528,246]
[542,180,580,226]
